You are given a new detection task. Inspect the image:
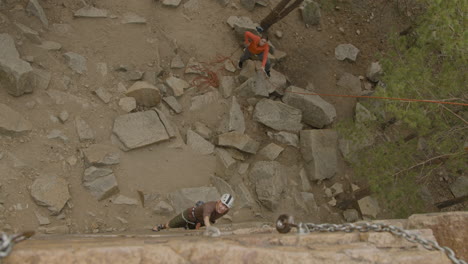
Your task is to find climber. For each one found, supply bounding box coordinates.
[152,193,234,232]
[238,31,271,78]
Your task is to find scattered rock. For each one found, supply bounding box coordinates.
[267,131,299,147]
[0,34,36,96]
[168,187,220,213]
[210,176,235,197]
[186,129,214,155]
[82,144,120,166]
[162,96,181,114]
[358,196,381,218]
[58,110,69,123]
[121,13,146,24]
[95,87,112,103]
[112,110,171,150]
[343,209,359,222]
[249,161,287,210]
[366,62,383,82]
[184,0,200,11]
[253,99,302,132]
[233,182,255,209]
[118,97,137,113]
[74,6,108,18]
[241,0,255,11]
[299,168,312,192]
[153,108,176,138]
[170,54,185,69]
[337,72,361,95]
[236,76,269,98]
[38,225,69,234]
[190,89,219,111]
[162,0,182,8]
[258,143,284,161]
[275,30,283,38]
[83,166,113,183]
[116,216,128,224]
[335,44,360,62]
[227,96,245,133]
[355,103,376,124]
[300,130,338,181]
[215,147,236,169]
[31,175,70,214]
[126,81,161,107]
[330,182,344,196]
[224,60,236,73]
[217,131,260,154]
[449,176,468,198]
[165,76,189,97]
[47,129,68,142]
[26,0,48,27]
[193,122,213,140]
[63,52,87,74]
[96,62,108,77]
[15,23,41,44]
[111,195,139,205]
[0,103,33,135]
[185,57,204,75]
[301,192,318,212]
[301,0,321,25]
[37,41,62,51]
[266,69,288,94]
[283,86,336,128]
[35,211,50,225]
[33,68,51,90]
[219,76,237,98]
[153,201,174,215]
[83,174,119,201]
[75,117,95,142]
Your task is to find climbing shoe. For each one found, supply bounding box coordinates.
[238,61,243,69]
[152,224,166,232]
[265,70,271,78]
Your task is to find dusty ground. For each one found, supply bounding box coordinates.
[0,0,421,235]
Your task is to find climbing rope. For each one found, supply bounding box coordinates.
[276,214,467,264]
[0,231,34,261]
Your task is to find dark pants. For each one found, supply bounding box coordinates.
[239,49,271,72]
[168,211,196,229]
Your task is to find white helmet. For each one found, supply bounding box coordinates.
[220,193,234,209]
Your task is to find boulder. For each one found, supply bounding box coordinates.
[337,72,361,95]
[301,192,318,213]
[233,182,255,209]
[193,122,213,140]
[165,76,189,97]
[283,86,336,128]
[121,13,146,24]
[162,0,182,7]
[249,161,287,210]
[217,131,260,154]
[266,69,288,94]
[190,89,219,111]
[95,87,112,103]
[153,201,174,215]
[126,81,161,107]
[300,130,338,181]
[74,6,108,18]
[228,96,245,133]
[35,212,50,226]
[112,110,171,150]
[235,76,269,98]
[75,117,95,142]
[335,44,360,62]
[33,69,51,90]
[267,131,299,147]
[83,174,119,201]
[168,187,220,213]
[111,195,139,205]
[170,54,185,69]
[343,209,359,222]
[449,176,468,198]
[219,76,237,98]
[26,0,48,27]
[215,148,236,169]
[186,129,214,155]
[358,196,380,219]
[0,34,36,96]
[163,96,182,114]
[63,52,87,74]
[15,23,41,44]
[238,60,256,83]
[30,175,70,214]
[0,104,32,136]
[224,60,236,73]
[366,62,383,82]
[118,97,137,113]
[258,143,284,161]
[253,99,302,132]
[47,129,68,142]
[241,0,255,11]
[185,57,204,75]
[301,0,321,25]
[82,144,120,166]
[37,41,62,51]
[210,176,235,197]
[83,166,113,183]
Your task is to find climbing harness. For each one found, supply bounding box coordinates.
[276,214,466,264]
[0,231,34,261]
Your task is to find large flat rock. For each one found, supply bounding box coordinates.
[217,131,260,154]
[300,129,338,181]
[253,99,302,132]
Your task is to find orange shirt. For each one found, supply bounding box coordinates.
[244,31,270,67]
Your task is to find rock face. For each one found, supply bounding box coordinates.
[0,34,36,96]
[253,99,302,132]
[283,86,336,128]
[126,81,161,107]
[217,131,260,154]
[26,0,48,27]
[186,129,214,155]
[249,161,287,210]
[112,110,172,150]
[335,44,360,62]
[0,104,33,135]
[30,175,70,214]
[300,130,338,181]
[168,187,220,213]
[301,0,321,25]
[63,52,87,74]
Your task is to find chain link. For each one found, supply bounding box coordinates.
[299,222,466,264]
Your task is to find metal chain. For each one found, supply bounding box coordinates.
[299,222,466,264]
[0,231,35,261]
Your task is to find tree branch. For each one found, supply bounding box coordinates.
[393,152,464,179]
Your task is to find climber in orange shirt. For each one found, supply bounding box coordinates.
[238,31,271,78]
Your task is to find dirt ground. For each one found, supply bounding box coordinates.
[0,0,419,235]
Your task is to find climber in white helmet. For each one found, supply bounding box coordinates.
[152,193,234,232]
